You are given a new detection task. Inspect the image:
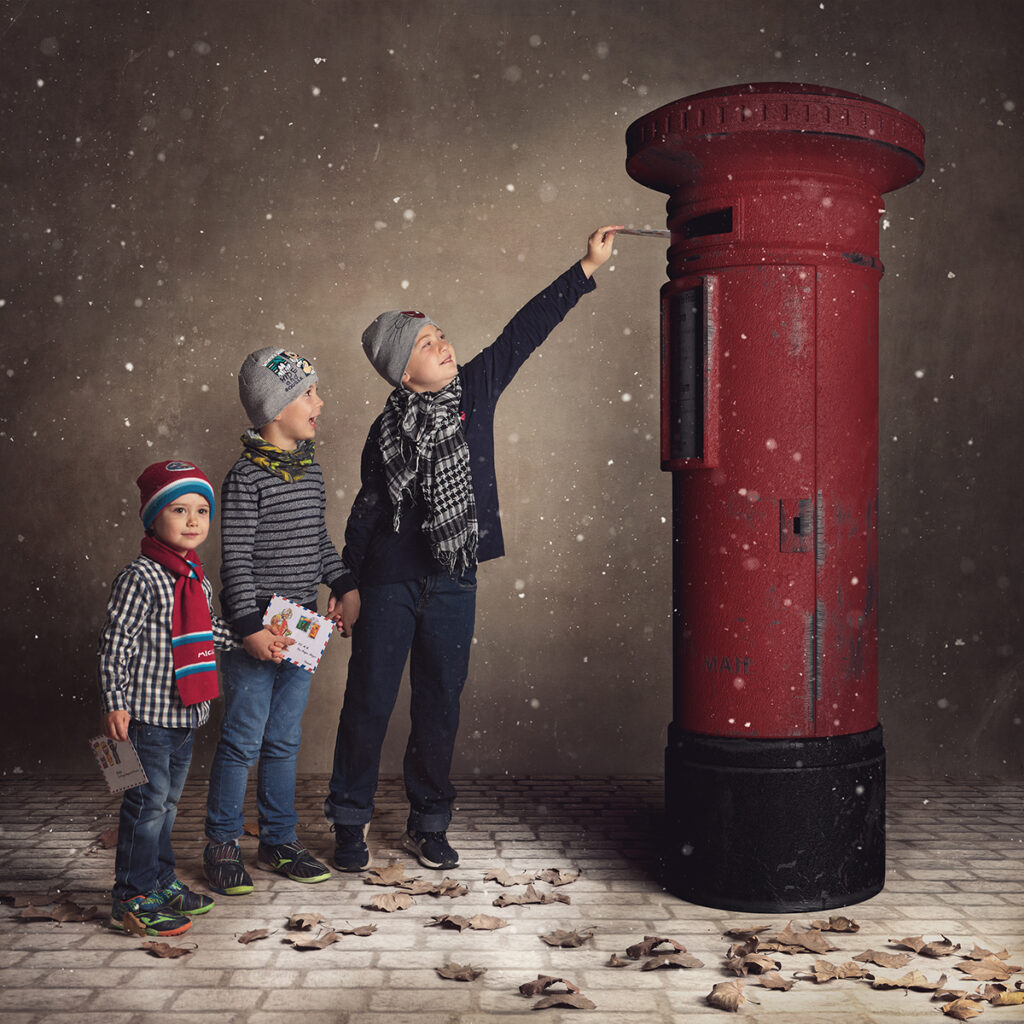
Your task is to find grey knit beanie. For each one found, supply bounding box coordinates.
[238,347,318,427]
[361,310,438,387]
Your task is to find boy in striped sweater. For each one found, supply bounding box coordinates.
[99,460,257,936]
[202,348,356,895]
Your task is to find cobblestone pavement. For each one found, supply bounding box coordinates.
[0,775,1022,1023]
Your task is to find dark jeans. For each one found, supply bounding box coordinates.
[205,648,313,846]
[113,720,194,899]
[325,570,476,832]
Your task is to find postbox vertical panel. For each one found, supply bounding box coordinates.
[813,264,880,736]
[670,266,818,738]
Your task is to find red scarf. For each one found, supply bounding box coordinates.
[140,537,219,706]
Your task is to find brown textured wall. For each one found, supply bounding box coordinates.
[2,0,1022,780]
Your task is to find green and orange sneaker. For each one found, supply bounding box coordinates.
[110,892,192,936]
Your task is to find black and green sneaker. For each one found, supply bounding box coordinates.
[110,893,192,936]
[203,840,254,896]
[257,840,331,883]
[156,878,215,915]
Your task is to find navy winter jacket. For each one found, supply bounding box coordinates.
[341,261,596,586]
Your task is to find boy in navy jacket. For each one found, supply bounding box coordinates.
[325,227,620,871]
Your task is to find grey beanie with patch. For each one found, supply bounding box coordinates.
[238,347,318,427]
[361,310,438,388]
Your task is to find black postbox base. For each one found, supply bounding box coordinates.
[662,724,885,913]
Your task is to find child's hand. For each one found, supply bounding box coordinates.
[327,589,361,638]
[244,628,295,662]
[580,224,624,278]
[103,710,131,742]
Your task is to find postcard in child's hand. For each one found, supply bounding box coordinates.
[263,594,336,673]
[89,734,148,794]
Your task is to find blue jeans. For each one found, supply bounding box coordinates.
[325,570,476,833]
[113,720,193,899]
[205,649,312,846]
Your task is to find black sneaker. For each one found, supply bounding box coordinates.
[110,893,192,936]
[331,823,371,872]
[203,840,254,896]
[156,878,215,915]
[257,840,332,883]
[401,829,459,870]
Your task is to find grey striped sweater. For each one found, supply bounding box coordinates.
[219,456,353,636]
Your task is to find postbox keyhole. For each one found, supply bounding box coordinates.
[780,498,813,553]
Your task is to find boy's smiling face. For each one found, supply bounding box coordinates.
[402,323,457,394]
[151,493,211,556]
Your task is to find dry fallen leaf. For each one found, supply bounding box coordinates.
[141,941,193,959]
[366,863,410,887]
[436,962,487,982]
[494,884,570,908]
[401,880,443,896]
[338,924,377,937]
[286,912,326,931]
[243,822,259,836]
[238,928,272,944]
[723,925,772,940]
[19,900,101,923]
[988,990,1024,1006]
[892,935,961,958]
[626,935,686,960]
[758,971,794,991]
[121,911,148,937]
[726,953,781,976]
[607,954,629,968]
[531,993,596,1010]
[870,970,945,992]
[707,979,746,1012]
[955,956,1022,982]
[435,879,469,899]
[770,923,837,954]
[796,959,871,983]
[285,931,342,951]
[641,952,704,971]
[98,828,119,849]
[519,976,582,997]
[428,915,471,931]
[485,868,537,887]
[540,929,593,948]
[811,915,860,933]
[366,892,413,913]
[933,984,969,1003]
[536,868,580,887]
[853,949,915,969]
[942,998,984,1020]
[963,944,1011,962]
[922,937,963,958]
[468,914,509,931]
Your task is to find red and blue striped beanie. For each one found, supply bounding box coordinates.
[137,460,216,530]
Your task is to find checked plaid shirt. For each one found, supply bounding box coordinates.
[98,554,238,729]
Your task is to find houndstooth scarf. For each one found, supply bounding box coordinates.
[379,377,478,575]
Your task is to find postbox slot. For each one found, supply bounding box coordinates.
[667,287,704,460]
[683,207,733,239]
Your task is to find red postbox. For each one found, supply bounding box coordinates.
[626,83,924,911]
